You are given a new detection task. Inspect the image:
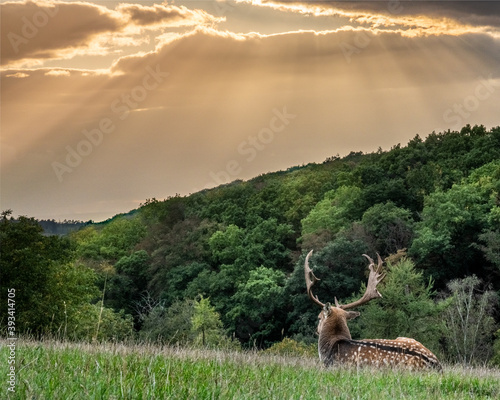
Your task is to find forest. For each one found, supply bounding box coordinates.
[1,124,500,366]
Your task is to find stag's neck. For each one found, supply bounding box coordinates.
[318,315,351,365]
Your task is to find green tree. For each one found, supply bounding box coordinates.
[185,217,294,335]
[74,217,146,263]
[191,296,225,347]
[139,296,239,349]
[301,186,363,245]
[146,217,219,301]
[0,211,132,340]
[360,202,415,255]
[1,212,72,333]
[243,217,294,271]
[229,266,286,346]
[106,250,150,320]
[197,182,256,227]
[209,224,245,265]
[139,298,195,344]
[351,257,444,355]
[475,230,500,270]
[277,171,329,231]
[410,164,499,286]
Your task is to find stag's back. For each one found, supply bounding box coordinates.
[327,337,441,370]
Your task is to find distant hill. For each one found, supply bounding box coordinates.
[38,219,90,236]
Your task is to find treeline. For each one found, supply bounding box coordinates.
[1,124,500,365]
[38,219,91,236]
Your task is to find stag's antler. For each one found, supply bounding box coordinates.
[304,250,325,308]
[337,253,386,310]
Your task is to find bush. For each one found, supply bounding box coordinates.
[442,276,497,365]
[67,302,134,341]
[264,338,316,358]
[138,297,241,350]
[139,299,195,345]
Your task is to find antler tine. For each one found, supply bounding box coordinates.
[304,250,325,308]
[338,253,386,310]
[364,253,386,280]
[375,253,385,277]
[375,255,386,289]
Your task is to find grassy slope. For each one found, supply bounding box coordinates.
[1,340,499,399]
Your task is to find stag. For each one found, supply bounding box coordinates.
[305,250,441,370]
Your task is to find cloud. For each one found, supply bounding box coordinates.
[117,3,224,28]
[3,26,499,172]
[1,1,126,67]
[107,26,500,84]
[326,0,500,27]
[2,21,499,220]
[238,0,500,33]
[44,69,71,76]
[5,71,30,78]
[0,1,223,69]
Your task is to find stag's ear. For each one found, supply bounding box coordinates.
[346,311,360,320]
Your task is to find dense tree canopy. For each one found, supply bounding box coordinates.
[0,211,132,340]
[2,125,500,364]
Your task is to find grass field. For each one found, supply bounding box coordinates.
[1,339,499,399]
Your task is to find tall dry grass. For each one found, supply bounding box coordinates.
[1,338,499,399]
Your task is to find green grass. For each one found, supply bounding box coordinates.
[1,339,499,399]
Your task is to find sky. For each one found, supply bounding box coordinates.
[1,0,500,222]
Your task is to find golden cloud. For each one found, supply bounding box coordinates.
[0,1,223,69]
[117,3,224,28]
[1,1,126,67]
[2,23,499,222]
[237,0,500,35]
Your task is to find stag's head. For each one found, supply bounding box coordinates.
[304,250,386,341]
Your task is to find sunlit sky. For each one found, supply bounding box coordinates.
[1,0,500,221]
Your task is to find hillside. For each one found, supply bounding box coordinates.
[38,219,90,236]
[2,124,500,364]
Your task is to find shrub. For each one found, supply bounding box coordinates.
[442,275,497,365]
[264,338,316,358]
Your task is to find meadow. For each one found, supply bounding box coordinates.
[1,339,499,399]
